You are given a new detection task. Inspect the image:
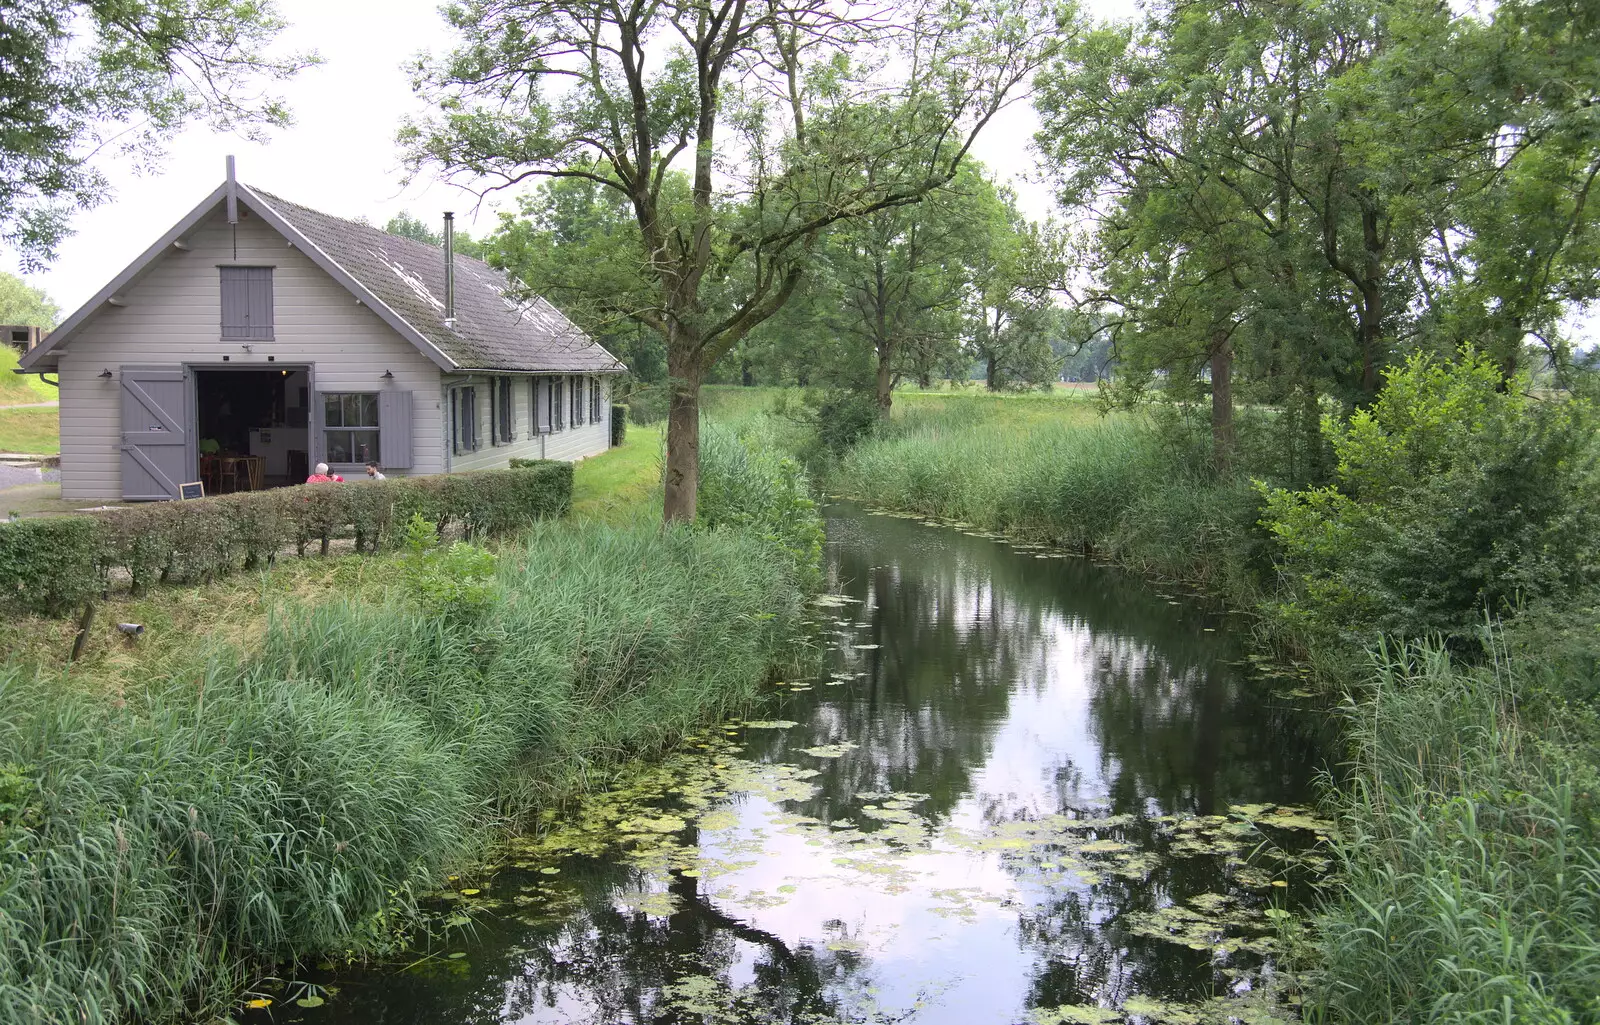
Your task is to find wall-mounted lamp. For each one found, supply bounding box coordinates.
[98,369,113,379]
[381,369,394,380]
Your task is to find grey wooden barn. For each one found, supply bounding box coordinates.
[16,172,625,501]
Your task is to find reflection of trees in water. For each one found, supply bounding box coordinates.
[1085,634,1326,818]
[330,853,874,1025]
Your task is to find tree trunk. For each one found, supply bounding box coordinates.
[741,359,754,387]
[663,356,703,523]
[876,339,894,417]
[1210,330,1235,473]
[986,357,998,391]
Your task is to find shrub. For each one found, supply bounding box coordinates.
[611,402,628,447]
[398,514,499,622]
[0,516,101,614]
[1259,350,1600,645]
[624,384,670,425]
[0,463,573,617]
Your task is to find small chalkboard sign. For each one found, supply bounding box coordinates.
[179,481,205,500]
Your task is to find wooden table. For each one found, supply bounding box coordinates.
[218,455,265,492]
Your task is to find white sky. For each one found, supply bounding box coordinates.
[4,0,1141,318]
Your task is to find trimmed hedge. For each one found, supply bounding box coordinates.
[0,462,573,615]
[612,403,628,447]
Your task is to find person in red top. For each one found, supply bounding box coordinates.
[306,462,344,483]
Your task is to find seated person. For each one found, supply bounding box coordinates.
[306,462,344,483]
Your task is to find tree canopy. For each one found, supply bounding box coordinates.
[0,273,61,329]
[1,0,316,268]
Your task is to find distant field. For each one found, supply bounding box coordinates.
[701,383,1103,431]
[0,407,59,453]
[0,347,57,406]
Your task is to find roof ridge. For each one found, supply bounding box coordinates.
[243,184,503,276]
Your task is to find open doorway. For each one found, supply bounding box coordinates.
[193,367,311,491]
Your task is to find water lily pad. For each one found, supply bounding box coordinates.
[799,742,857,758]
[459,888,481,896]
[1031,1006,1122,1024]
[295,995,326,1008]
[741,720,799,729]
[619,814,688,833]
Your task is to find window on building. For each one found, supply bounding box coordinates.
[324,392,380,464]
[590,377,604,423]
[553,376,565,432]
[220,266,274,339]
[490,376,515,445]
[569,375,584,425]
[452,386,479,454]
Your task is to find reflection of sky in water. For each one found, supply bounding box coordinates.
[299,507,1327,1025]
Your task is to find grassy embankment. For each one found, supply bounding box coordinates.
[0,348,59,454]
[0,421,812,1025]
[795,380,1599,1022]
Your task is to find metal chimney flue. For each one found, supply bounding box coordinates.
[443,211,457,330]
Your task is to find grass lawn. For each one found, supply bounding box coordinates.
[0,406,59,453]
[0,347,57,406]
[571,422,663,525]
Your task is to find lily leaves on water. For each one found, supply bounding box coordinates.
[798,742,858,758]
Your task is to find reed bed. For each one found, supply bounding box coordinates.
[829,404,1264,596]
[1311,644,1600,1022]
[0,521,804,1025]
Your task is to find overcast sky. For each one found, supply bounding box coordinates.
[6,0,1142,318]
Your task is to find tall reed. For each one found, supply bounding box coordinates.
[1311,643,1600,1022]
[829,404,1266,597]
[0,521,803,1025]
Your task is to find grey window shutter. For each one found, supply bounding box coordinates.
[379,390,413,468]
[488,380,500,446]
[248,268,274,337]
[221,267,274,339]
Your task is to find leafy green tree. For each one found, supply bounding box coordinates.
[824,159,1000,413]
[382,211,487,260]
[1,0,316,267]
[403,0,1063,521]
[967,194,1063,391]
[0,273,61,328]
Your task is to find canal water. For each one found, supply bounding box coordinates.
[268,504,1332,1024]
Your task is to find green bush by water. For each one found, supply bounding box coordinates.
[0,521,804,1025]
[1261,351,1600,647]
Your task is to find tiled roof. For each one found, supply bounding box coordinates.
[246,186,625,374]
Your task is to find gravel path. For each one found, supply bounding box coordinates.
[0,464,44,489]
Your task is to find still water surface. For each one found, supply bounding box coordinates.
[284,504,1330,1024]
